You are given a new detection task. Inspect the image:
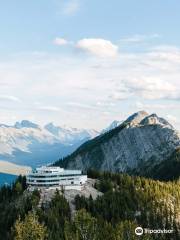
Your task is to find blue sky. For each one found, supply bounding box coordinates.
[0,0,180,130]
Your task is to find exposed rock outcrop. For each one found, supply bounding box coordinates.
[55,111,180,175]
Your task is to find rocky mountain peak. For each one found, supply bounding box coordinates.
[140,114,172,127]
[14,120,40,129]
[101,120,121,134]
[125,110,149,126]
[55,111,180,175]
[44,122,60,136]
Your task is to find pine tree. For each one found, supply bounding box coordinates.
[14,212,47,240]
[65,209,98,240]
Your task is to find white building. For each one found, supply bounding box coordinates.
[26,166,87,191]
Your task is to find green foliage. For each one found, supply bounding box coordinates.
[14,182,23,195]
[75,171,180,239]
[31,189,41,207]
[14,212,47,240]
[65,210,154,240]
[65,209,98,240]
[38,190,71,240]
[142,147,180,181]
[0,176,40,240]
[0,171,180,240]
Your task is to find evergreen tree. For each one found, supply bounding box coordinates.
[65,209,98,240]
[14,212,47,240]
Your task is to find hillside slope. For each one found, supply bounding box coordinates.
[55,111,180,178]
[1,173,180,239]
[138,147,180,181]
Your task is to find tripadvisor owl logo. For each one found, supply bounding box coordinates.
[135,227,143,236]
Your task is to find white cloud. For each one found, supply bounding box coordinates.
[165,115,180,130]
[134,101,169,111]
[166,114,178,123]
[76,38,119,58]
[1,43,180,129]
[66,102,96,110]
[122,76,180,100]
[120,34,160,43]
[53,38,69,46]
[62,0,80,16]
[0,95,21,102]
[109,91,131,101]
[53,37,119,58]
[151,45,180,52]
[37,106,61,112]
[96,101,115,107]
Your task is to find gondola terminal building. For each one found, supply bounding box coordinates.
[26,166,87,190]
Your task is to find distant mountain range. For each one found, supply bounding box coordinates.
[55,111,180,180]
[101,120,121,134]
[0,120,98,168]
[1,111,179,181]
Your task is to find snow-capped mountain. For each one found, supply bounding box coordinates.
[101,120,122,134]
[14,120,40,129]
[0,121,99,168]
[44,123,98,145]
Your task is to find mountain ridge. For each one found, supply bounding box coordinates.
[54,111,180,179]
[0,121,99,167]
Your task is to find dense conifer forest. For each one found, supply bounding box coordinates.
[138,147,180,181]
[0,171,179,240]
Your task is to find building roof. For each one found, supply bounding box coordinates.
[30,166,82,175]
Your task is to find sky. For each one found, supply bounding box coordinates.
[0,0,180,130]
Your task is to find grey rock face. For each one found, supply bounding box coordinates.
[125,110,149,126]
[62,111,180,173]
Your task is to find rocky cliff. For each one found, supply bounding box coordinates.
[55,111,180,176]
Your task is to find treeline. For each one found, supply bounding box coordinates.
[141,147,180,181]
[0,171,180,239]
[0,176,40,239]
[13,191,151,240]
[81,170,180,239]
